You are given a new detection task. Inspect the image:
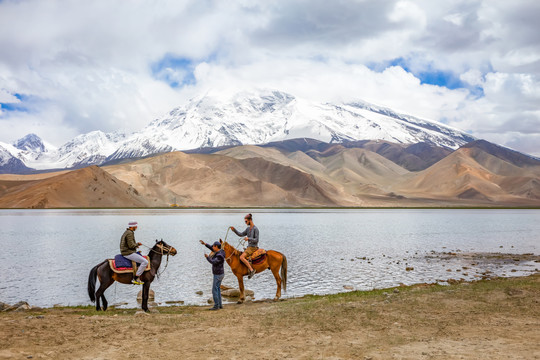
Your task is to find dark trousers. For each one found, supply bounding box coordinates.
[212,274,224,308]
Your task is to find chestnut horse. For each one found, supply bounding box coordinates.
[87,240,177,312]
[221,239,287,303]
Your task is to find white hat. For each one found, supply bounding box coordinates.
[128,221,138,227]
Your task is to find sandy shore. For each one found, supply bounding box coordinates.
[1,274,539,360]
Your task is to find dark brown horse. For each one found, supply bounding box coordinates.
[88,240,177,312]
[221,240,287,303]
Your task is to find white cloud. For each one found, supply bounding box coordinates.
[0,89,19,104]
[0,0,539,156]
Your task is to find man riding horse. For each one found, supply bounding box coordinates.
[230,213,258,279]
[119,221,148,285]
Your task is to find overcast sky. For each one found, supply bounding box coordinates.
[1,0,539,155]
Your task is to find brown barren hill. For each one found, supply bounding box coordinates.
[105,151,354,207]
[3,139,537,208]
[0,166,149,208]
[397,147,540,205]
[341,140,452,171]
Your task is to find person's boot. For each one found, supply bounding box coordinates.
[132,277,144,285]
[248,269,256,279]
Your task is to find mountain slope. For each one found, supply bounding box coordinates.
[0,143,33,174]
[0,166,148,208]
[1,139,539,208]
[397,146,540,203]
[104,151,355,206]
[0,89,494,173]
[462,140,540,168]
[341,140,452,171]
[217,143,412,197]
[107,89,475,163]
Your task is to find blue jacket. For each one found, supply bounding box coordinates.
[205,243,225,275]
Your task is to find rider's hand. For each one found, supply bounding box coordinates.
[230,226,235,231]
[199,240,205,245]
[137,242,142,246]
[244,237,248,241]
[204,253,208,258]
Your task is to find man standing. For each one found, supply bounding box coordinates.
[200,240,225,310]
[120,221,148,285]
[230,213,259,279]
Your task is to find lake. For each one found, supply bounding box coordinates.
[0,209,538,308]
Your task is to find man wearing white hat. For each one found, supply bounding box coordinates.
[120,221,148,285]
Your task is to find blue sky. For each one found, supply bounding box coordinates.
[151,56,197,88]
[0,0,539,156]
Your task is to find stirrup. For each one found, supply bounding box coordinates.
[132,278,144,285]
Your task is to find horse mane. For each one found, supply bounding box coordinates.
[224,242,241,256]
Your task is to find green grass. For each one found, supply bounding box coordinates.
[5,274,538,320]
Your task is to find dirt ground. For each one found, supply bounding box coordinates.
[1,274,539,360]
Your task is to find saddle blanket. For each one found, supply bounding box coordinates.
[250,248,267,265]
[109,254,151,274]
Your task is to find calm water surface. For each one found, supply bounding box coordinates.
[0,209,538,308]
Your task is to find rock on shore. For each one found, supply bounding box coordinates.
[1,301,40,312]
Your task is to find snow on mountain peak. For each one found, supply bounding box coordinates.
[1,88,477,172]
[13,133,46,152]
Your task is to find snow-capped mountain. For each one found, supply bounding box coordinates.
[50,130,126,169]
[13,133,47,153]
[2,131,126,171]
[0,142,33,174]
[1,89,477,173]
[10,133,57,170]
[107,89,474,161]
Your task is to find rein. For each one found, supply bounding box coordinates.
[224,227,247,262]
[141,242,174,277]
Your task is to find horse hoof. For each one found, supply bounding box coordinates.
[273,297,280,302]
[237,300,244,304]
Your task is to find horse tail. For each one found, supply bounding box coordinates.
[280,253,287,292]
[88,260,106,302]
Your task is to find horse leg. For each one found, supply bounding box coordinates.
[101,293,108,311]
[236,274,245,304]
[270,264,282,301]
[95,277,114,311]
[141,282,151,312]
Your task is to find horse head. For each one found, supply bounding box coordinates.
[220,239,239,259]
[154,239,177,256]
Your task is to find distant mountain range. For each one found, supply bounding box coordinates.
[1,88,538,208]
[1,138,539,208]
[0,89,478,173]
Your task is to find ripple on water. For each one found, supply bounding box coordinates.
[0,209,538,307]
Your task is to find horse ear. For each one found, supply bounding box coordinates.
[155,239,158,243]
[219,238,223,244]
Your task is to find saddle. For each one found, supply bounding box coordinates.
[109,253,151,274]
[248,248,267,265]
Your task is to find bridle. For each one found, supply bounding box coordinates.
[143,241,175,277]
[150,242,174,255]
[222,226,249,262]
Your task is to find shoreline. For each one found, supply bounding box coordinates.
[1,206,540,210]
[2,251,539,310]
[2,272,539,312]
[1,274,539,359]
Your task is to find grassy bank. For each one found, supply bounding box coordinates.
[2,274,539,359]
